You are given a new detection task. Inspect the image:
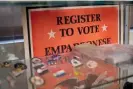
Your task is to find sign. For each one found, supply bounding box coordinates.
[28,5,119,57]
[26,5,120,89]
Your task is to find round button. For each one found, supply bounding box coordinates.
[86,60,98,69]
[30,76,44,86]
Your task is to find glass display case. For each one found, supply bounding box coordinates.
[0,1,133,89]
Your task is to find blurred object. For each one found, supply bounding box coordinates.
[55,73,99,89]
[101,44,133,57]
[32,57,42,64]
[54,87,61,89]
[14,63,27,71]
[6,76,16,88]
[86,60,98,69]
[73,44,133,67]
[30,76,44,86]
[36,66,49,75]
[3,61,11,68]
[101,44,133,67]
[73,56,80,60]
[55,77,78,88]
[0,61,10,68]
[7,62,27,78]
[51,54,61,60]
[71,59,82,68]
[73,44,105,60]
[0,63,3,68]
[10,70,25,78]
[32,58,48,75]
[53,70,66,77]
[47,54,62,65]
[92,71,107,86]
[105,52,133,67]
[9,63,26,79]
[123,82,133,89]
[7,53,19,61]
[104,76,114,81]
[32,57,43,68]
[0,46,6,52]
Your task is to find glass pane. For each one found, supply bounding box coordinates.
[0,6,28,89]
